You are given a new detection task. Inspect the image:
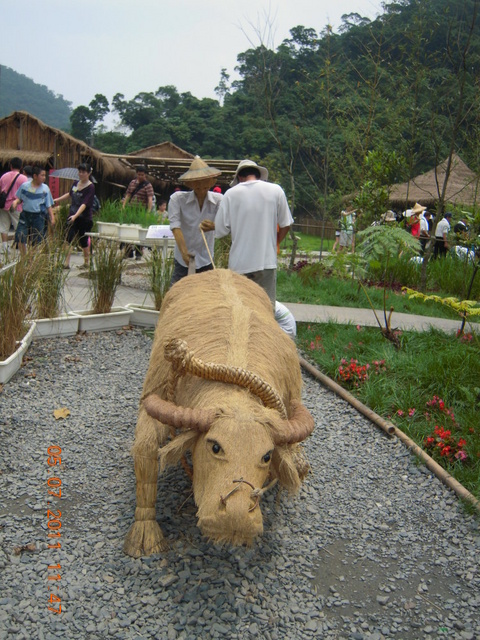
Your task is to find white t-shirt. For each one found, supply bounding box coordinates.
[435,218,451,239]
[275,302,297,338]
[169,190,223,268]
[419,215,430,235]
[214,180,293,273]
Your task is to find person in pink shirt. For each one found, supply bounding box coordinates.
[0,157,28,254]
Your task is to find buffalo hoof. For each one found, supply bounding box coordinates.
[123,520,168,557]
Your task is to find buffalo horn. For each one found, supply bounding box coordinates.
[143,395,215,432]
[274,402,315,445]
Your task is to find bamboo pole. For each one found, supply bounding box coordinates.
[299,355,480,514]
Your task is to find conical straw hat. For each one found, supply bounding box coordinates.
[179,156,221,182]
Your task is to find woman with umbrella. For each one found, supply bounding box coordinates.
[53,163,95,269]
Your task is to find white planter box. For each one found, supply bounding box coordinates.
[71,306,133,332]
[33,314,79,339]
[97,222,120,237]
[118,224,141,241]
[126,303,159,328]
[0,322,36,384]
[138,227,149,242]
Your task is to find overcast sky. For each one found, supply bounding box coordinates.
[1,0,383,122]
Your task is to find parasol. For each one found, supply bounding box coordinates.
[50,168,97,183]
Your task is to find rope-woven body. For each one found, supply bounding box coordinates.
[164,338,288,419]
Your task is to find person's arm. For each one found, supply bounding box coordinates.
[10,184,24,211]
[443,229,449,249]
[53,192,70,206]
[171,228,190,264]
[277,225,291,244]
[10,198,21,212]
[48,206,55,225]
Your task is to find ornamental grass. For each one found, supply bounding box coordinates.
[34,235,70,319]
[0,248,43,359]
[89,239,125,314]
[144,247,174,310]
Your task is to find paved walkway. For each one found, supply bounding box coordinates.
[63,252,475,334]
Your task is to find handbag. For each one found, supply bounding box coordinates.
[0,173,21,209]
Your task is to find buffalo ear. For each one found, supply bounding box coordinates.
[159,431,198,471]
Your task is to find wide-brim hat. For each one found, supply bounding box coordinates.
[383,210,397,222]
[230,159,268,186]
[179,156,221,182]
[411,202,426,215]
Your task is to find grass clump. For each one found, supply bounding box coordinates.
[35,237,70,319]
[145,248,174,310]
[89,239,125,314]
[0,248,43,358]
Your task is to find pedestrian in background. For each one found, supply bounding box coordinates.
[0,157,28,256]
[433,212,453,259]
[53,163,95,269]
[11,166,55,253]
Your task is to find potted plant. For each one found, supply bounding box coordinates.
[71,238,132,331]
[127,247,173,326]
[0,249,41,383]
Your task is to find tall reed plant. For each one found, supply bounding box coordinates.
[0,248,43,358]
[89,239,125,314]
[145,248,174,310]
[35,236,70,319]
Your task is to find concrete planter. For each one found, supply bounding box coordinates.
[118,224,141,241]
[33,314,79,339]
[71,306,133,332]
[126,303,159,328]
[0,322,36,384]
[96,222,120,237]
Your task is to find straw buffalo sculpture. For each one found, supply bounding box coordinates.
[124,269,315,557]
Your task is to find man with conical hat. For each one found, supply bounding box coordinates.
[169,156,222,285]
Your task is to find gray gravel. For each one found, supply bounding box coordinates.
[0,329,479,640]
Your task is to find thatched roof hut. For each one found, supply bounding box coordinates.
[129,141,194,160]
[0,111,242,197]
[0,111,135,198]
[389,153,480,209]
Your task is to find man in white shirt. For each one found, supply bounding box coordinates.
[169,157,223,285]
[201,159,293,306]
[419,210,432,255]
[434,212,452,259]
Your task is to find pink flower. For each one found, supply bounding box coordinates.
[356,325,362,331]
[397,409,404,417]
[455,450,468,462]
[408,408,416,417]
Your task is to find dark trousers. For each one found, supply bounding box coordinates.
[170,258,213,286]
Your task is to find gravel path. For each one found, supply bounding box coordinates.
[0,329,479,640]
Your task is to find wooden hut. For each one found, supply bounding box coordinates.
[389,153,480,210]
[0,111,135,199]
[0,110,242,200]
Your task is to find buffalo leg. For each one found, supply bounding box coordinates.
[123,407,168,557]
